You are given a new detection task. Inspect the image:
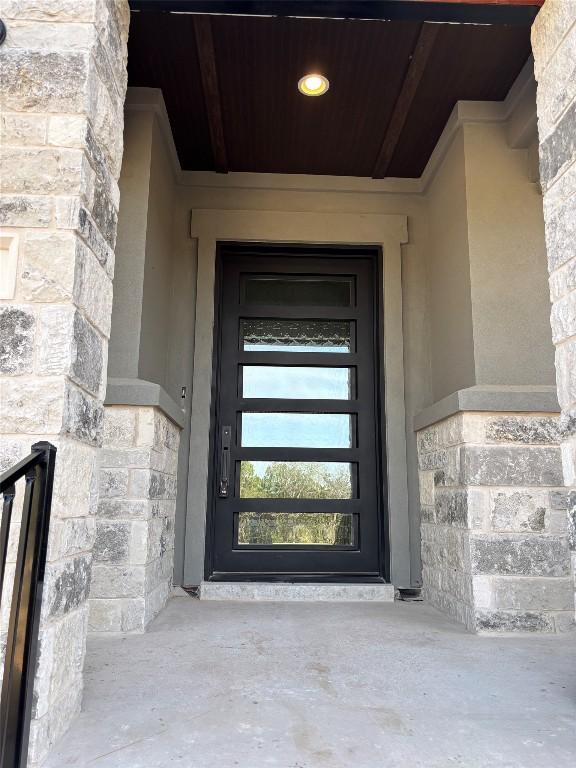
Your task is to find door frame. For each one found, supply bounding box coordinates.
[206,243,387,582]
[184,209,410,587]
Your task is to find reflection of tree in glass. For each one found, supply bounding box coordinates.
[238,460,264,499]
[238,461,352,545]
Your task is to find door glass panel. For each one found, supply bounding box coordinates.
[242,366,352,400]
[237,512,354,546]
[241,319,352,353]
[243,276,353,306]
[239,461,354,498]
[241,413,353,448]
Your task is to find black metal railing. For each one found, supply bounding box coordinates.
[0,442,56,768]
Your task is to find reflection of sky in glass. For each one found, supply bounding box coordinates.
[242,413,352,448]
[243,367,351,399]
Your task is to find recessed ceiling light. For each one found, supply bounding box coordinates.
[298,73,330,97]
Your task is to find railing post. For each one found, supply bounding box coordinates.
[0,485,16,603]
[0,442,56,768]
[30,443,57,591]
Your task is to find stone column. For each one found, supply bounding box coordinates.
[418,412,572,632]
[89,405,181,632]
[0,1,129,762]
[532,1,576,621]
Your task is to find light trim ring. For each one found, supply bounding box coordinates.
[298,73,330,97]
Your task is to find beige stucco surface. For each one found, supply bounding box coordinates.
[138,117,177,390]
[424,121,555,403]
[426,129,476,402]
[465,122,555,387]
[109,110,152,379]
[110,105,195,407]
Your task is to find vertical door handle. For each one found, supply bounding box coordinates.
[218,426,232,497]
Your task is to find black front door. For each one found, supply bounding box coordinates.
[206,245,386,582]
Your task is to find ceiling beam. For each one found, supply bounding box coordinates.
[193,15,228,173]
[372,22,439,179]
[129,1,542,26]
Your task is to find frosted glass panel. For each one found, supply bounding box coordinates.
[241,319,352,353]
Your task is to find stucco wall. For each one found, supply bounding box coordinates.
[138,118,177,392]
[165,220,197,583]
[465,122,555,387]
[426,130,476,402]
[109,103,192,406]
[425,119,554,403]
[108,110,151,380]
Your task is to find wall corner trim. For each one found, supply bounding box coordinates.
[105,377,186,428]
[419,60,537,192]
[125,87,181,181]
[414,384,560,432]
[505,56,538,150]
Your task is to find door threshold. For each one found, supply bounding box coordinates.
[199,581,395,602]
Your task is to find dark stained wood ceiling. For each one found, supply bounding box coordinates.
[127,11,532,178]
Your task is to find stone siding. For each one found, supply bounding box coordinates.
[418,412,573,633]
[89,406,180,631]
[532,1,576,623]
[0,1,129,763]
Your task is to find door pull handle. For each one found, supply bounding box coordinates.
[219,425,232,497]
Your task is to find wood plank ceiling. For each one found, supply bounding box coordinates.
[127,11,532,178]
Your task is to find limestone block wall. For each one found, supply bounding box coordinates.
[532,0,576,621]
[89,406,181,632]
[418,413,573,633]
[0,1,129,763]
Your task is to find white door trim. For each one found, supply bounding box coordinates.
[184,209,410,587]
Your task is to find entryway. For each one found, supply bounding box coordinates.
[206,246,387,583]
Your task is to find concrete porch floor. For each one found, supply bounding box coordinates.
[46,597,576,768]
